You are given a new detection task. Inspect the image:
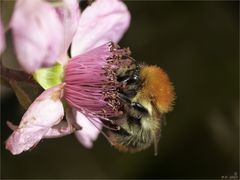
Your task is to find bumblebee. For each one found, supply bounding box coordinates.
[105,59,175,154]
[65,42,175,154]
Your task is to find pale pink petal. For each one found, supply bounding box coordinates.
[11,0,64,73]
[44,121,75,138]
[44,107,80,138]
[5,84,64,155]
[55,0,80,64]
[0,17,5,54]
[71,0,131,57]
[73,110,102,148]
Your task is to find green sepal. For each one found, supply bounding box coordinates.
[33,63,64,90]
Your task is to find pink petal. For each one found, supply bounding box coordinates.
[44,108,80,138]
[73,110,102,148]
[0,17,5,54]
[44,121,74,138]
[71,0,131,57]
[55,0,80,64]
[5,84,64,155]
[11,0,64,73]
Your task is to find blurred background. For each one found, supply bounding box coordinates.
[1,1,239,179]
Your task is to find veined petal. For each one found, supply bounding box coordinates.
[73,110,102,148]
[0,17,5,54]
[5,84,64,155]
[55,0,80,64]
[71,0,131,57]
[11,0,64,73]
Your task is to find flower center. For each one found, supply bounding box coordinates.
[63,42,135,119]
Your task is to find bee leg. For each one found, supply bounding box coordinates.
[118,93,131,104]
[130,102,148,114]
[128,102,149,123]
[118,93,148,119]
[122,89,137,97]
[118,94,148,114]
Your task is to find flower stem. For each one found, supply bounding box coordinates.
[0,60,37,85]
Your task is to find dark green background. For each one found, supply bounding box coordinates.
[1,1,239,179]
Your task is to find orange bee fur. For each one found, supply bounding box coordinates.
[139,65,175,113]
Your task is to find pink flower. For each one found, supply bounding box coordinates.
[6,0,130,155]
[6,42,132,154]
[0,17,5,54]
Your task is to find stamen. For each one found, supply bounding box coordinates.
[63,42,135,120]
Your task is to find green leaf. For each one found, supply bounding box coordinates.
[33,63,64,90]
[9,80,32,110]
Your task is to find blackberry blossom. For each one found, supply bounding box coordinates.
[64,42,133,121]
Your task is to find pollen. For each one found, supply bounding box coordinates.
[140,65,175,113]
